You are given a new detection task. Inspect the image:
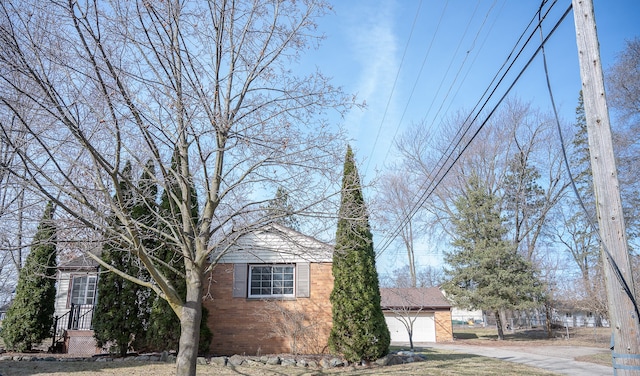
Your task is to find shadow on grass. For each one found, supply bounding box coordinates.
[453,332,479,339]
[454,328,557,342]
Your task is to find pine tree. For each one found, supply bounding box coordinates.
[443,175,543,340]
[1,202,57,352]
[328,145,390,362]
[264,187,299,230]
[93,161,153,356]
[146,151,211,354]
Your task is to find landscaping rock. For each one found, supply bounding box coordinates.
[329,357,344,367]
[281,358,297,367]
[210,356,227,366]
[227,354,244,366]
[265,356,280,365]
[197,356,207,365]
[375,355,390,366]
[320,357,332,368]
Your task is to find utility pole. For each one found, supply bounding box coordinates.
[572,0,640,374]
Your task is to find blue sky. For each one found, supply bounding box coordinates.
[304,0,638,174]
[300,0,640,274]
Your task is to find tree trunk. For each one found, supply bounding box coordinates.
[175,270,203,376]
[408,327,414,351]
[545,303,553,338]
[494,310,505,340]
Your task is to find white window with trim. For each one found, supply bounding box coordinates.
[69,275,97,306]
[233,262,310,299]
[249,265,294,298]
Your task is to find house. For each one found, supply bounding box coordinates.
[52,223,334,356]
[451,307,485,326]
[204,223,334,355]
[380,287,453,343]
[53,253,100,355]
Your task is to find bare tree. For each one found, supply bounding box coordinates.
[396,99,567,264]
[606,38,640,247]
[0,111,45,305]
[0,1,354,374]
[373,172,423,286]
[381,265,444,289]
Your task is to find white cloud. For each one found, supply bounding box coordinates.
[340,0,401,169]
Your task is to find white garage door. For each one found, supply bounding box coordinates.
[385,312,436,343]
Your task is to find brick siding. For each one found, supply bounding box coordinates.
[204,262,334,356]
[435,309,454,341]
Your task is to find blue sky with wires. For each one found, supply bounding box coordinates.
[301,0,640,273]
[306,0,638,175]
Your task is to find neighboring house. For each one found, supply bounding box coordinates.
[204,223,334,355]
[52,223,334,356]
[380,287,453,344]
[53,253,100,355]
[451,307,485,326]
[552,307,609,328]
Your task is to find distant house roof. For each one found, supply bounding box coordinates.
[380,287,452,310]
[58,254,99,271]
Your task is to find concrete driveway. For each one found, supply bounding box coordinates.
[418,342,612,376]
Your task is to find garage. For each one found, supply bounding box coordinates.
[380,287,453,343]
[385,311,436,342]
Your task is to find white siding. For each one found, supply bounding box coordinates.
[214,225,332,264]
[55,271,71,317]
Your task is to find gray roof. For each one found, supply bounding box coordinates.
[58,254,99,270]
[380,287,451,310]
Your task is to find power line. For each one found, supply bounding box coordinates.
[376,1,571,258]
[364,0,425,175]
[539,2,640,325]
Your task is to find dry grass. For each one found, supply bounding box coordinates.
[0,327,610,375]
[452,326,610,347]
[0,349,558,376]
[452,325,611,367]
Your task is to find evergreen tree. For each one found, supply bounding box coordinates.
[1,202,57,352]
[146,151,211,354]
[93,161,153,356]
[329,145,389,362]
[263,187,299,230]
[443,175,543,340]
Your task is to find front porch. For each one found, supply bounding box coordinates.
[51,303,101,355]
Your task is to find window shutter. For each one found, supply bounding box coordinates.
[232,263,247,298]
[296,262,310,298]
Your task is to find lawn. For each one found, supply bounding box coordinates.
[452,325,611,347]
[0,326,611,374]
[0,349,558,376]
[451,325,612,367]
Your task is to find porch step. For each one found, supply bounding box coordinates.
[64,330,101,355]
